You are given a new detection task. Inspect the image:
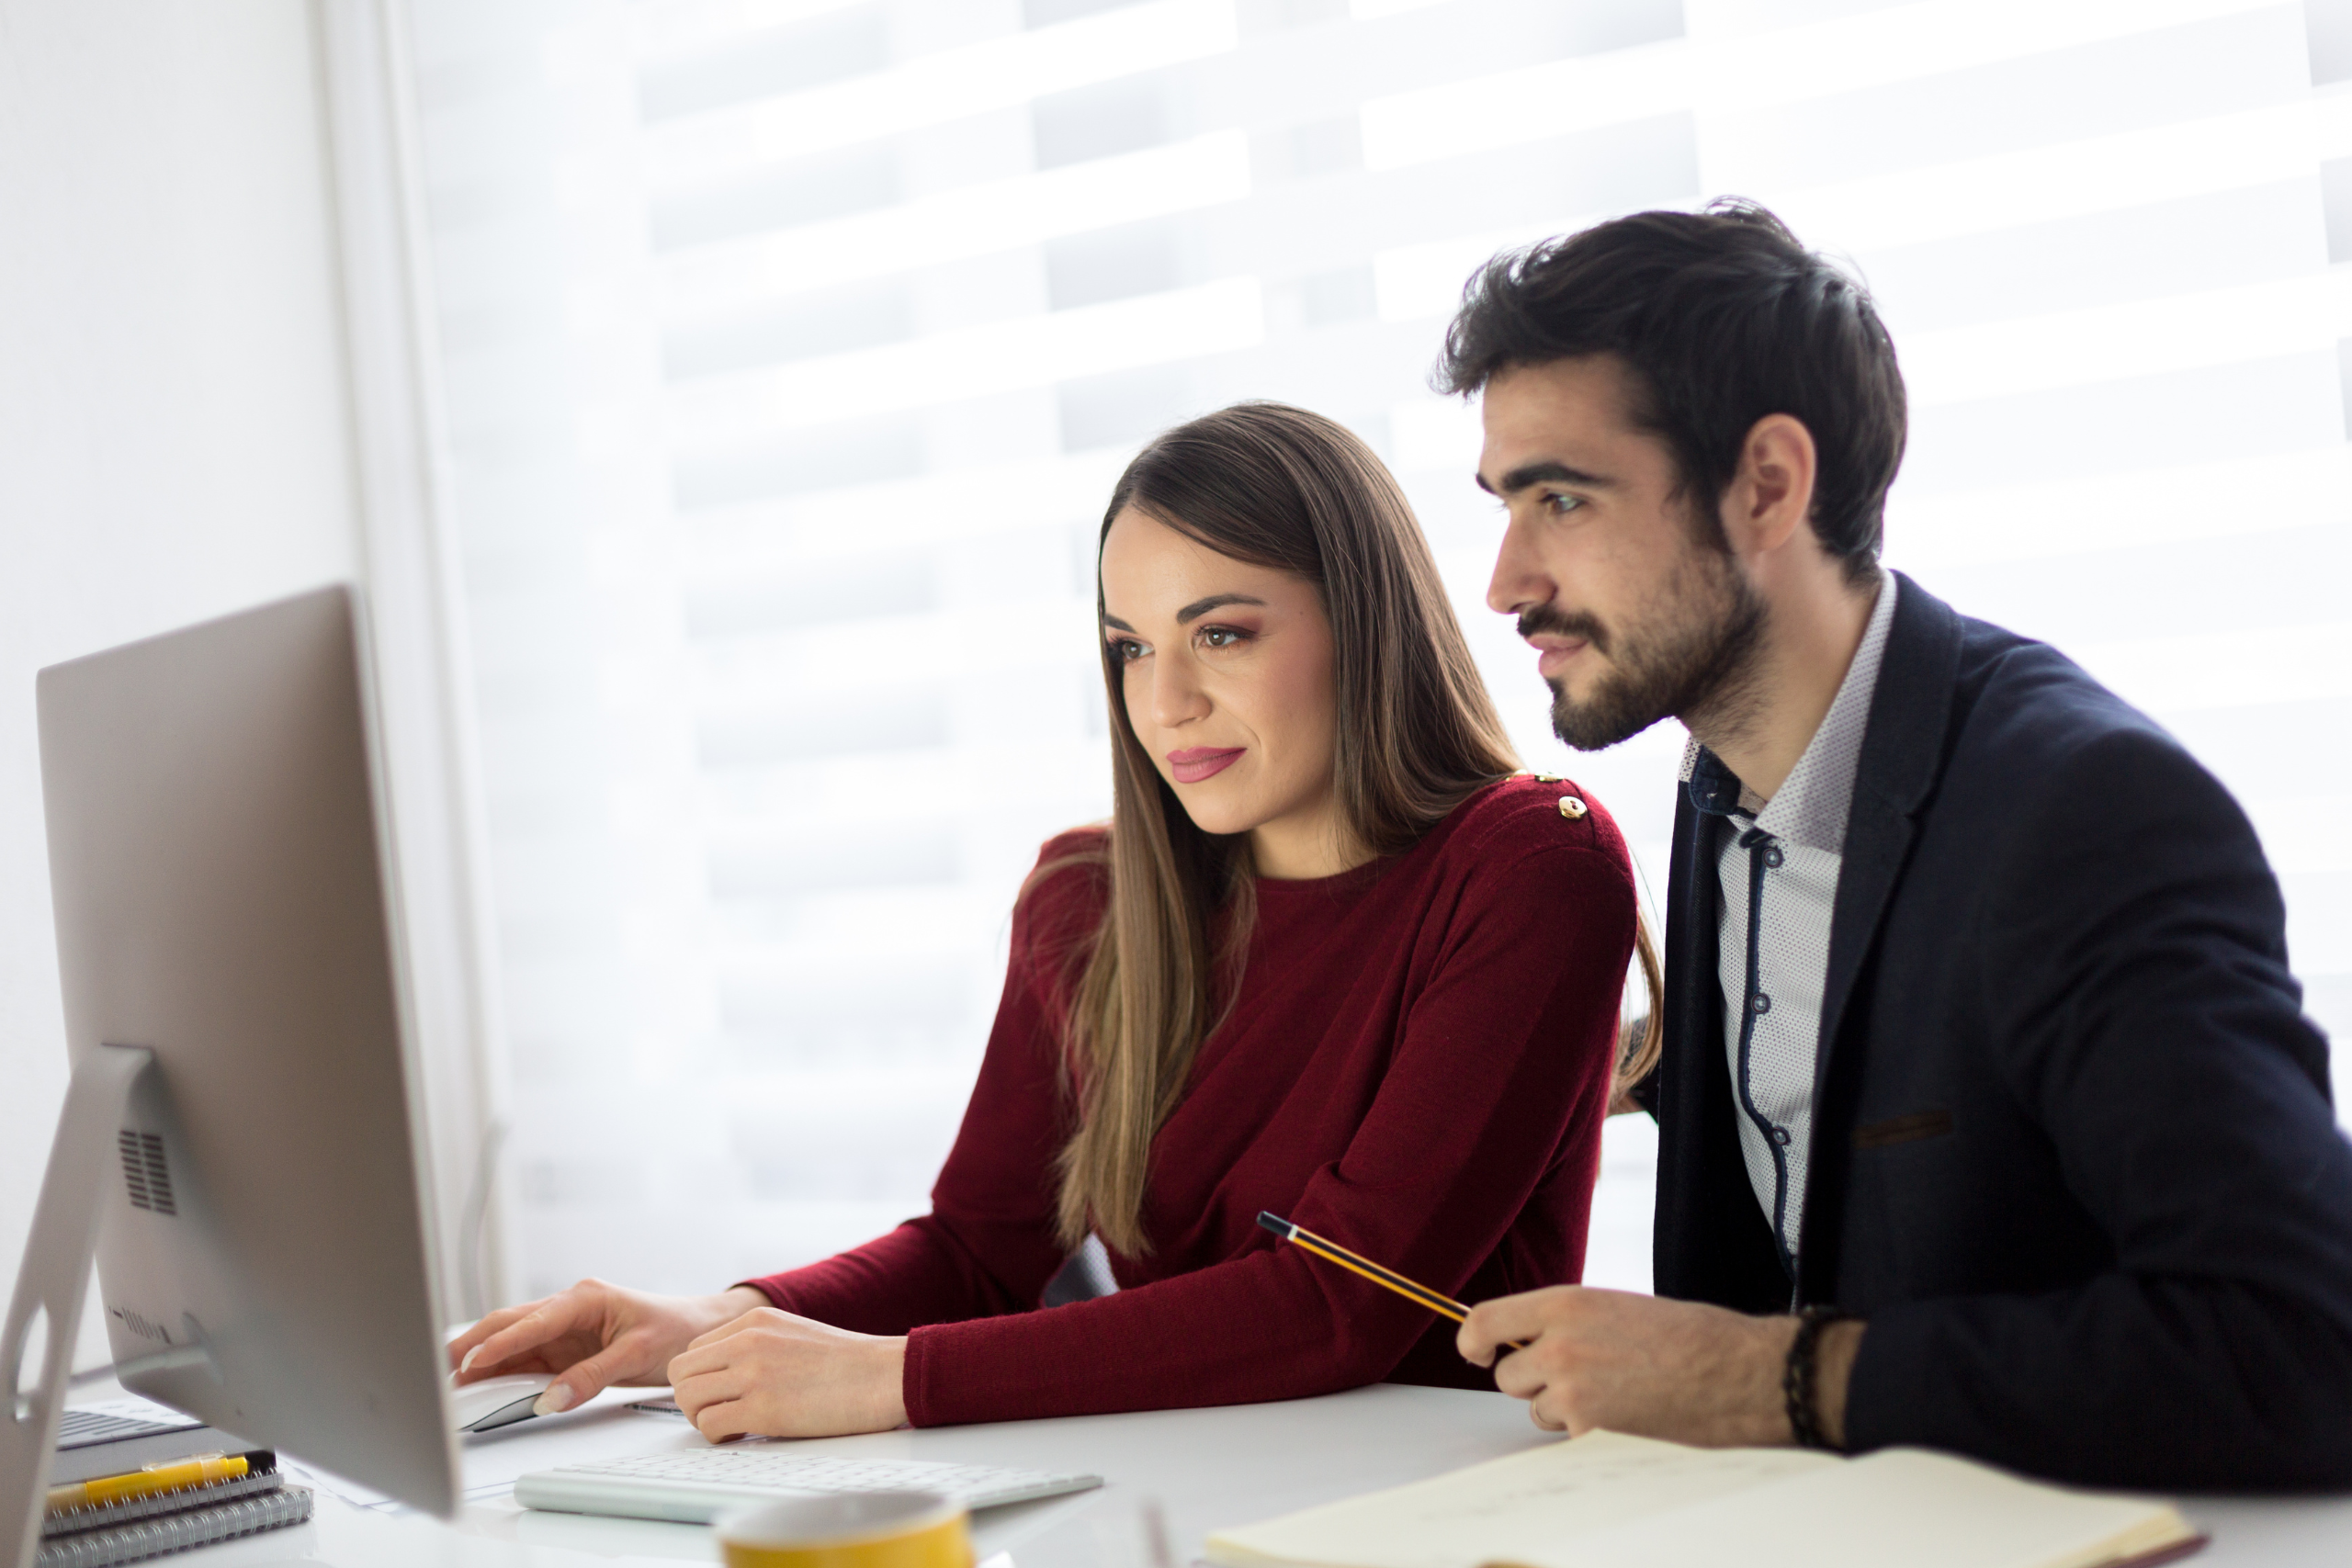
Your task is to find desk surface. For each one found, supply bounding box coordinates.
[154,1383,2352,1567]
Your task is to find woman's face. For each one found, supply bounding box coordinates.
[1098,506,1350,879]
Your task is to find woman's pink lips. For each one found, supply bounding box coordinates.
[1167,747,1246,784]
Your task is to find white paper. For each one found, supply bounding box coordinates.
[1206,1431,2188,1568]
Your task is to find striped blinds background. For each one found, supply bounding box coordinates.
[401,0,2352,1303]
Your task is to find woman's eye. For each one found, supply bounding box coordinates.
[1108,637,1147,662]
[1198,626,1250,649]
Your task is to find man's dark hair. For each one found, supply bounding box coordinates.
[1437,198,1905,582]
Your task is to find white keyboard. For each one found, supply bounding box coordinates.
[514,1450,1102,1525]
[56,1407,188,1446]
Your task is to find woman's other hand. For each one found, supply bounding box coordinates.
[447,1280,769,1414]
[668,1306,908,1440]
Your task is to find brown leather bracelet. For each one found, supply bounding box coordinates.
[1784,1306,1849,1450]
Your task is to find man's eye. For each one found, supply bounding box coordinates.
[1543,491,1586,517]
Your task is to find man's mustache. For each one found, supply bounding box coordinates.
[1516,604,1611,657]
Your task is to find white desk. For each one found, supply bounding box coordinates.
[149,1383,2352,1566]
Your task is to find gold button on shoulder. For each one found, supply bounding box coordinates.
[1533,772,1566,784]
[1557,795,1588,820]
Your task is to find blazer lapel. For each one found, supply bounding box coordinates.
[1795,573,1962,1295]
[1815,574,1962,1082]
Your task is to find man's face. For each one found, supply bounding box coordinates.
[1479,355,1763,750]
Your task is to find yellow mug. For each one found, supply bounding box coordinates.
[717,1489,973,1568]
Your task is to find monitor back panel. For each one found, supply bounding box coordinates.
[37,584,458,1514]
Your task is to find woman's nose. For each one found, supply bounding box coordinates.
[1150,655,1210,728]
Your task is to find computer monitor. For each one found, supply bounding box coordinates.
[25,584,459,1515]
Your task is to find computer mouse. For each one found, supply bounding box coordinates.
[449,1371,556,1433]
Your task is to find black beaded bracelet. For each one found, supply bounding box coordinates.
[1783,1306,1849,1450]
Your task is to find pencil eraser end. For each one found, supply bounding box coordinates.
[1256,1212,1292,1237]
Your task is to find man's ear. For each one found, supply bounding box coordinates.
[1718,414,1818,560]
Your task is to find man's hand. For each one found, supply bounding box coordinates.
[1457,1286,1863,1449]
[447,1280,768,1415]
[667,1307,909,1441]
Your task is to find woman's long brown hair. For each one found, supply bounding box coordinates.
[1039,402,1661,1256]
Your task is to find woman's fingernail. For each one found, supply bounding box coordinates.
[533,1384,575,1416]
[459,1345,482,1373]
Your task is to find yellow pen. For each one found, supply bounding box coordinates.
[44,1450,262,1514]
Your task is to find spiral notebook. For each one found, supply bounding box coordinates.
[38,1464,312,1568]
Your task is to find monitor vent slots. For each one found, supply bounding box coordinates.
[111,1306,172,1344]
[119,1128,176,1215]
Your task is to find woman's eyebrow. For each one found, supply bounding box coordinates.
[1175,592,1268,625]
[1102,614,1136,633]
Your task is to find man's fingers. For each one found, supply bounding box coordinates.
[1459,1287,1578,1367]
[1491,1346,1548,1401]
[1532,1382,1584,1435]
[1456,1306,1501,1368]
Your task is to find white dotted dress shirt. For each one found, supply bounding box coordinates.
[1677,575,1897,1276]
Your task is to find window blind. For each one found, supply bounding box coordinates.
[401,0,2352,1300]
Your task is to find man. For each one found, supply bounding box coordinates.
[1447,199,2352,1486]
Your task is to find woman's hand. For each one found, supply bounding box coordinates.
[447,1280,769,1414]
[668,1306,908,1440]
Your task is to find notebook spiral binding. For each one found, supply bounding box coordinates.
[36,1484,312,1568]
[40,1471,281,1539]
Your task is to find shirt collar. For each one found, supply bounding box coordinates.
[1678,573,1898,854]
[1681,745,1749,818]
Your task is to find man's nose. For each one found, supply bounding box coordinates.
[1487,512,1552,618]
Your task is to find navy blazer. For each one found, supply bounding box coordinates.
[1651,574,2352,1488]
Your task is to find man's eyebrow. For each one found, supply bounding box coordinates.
[1175,592,1266,625]
[1481,459,1616,496]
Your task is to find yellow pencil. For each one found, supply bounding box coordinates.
[45,1450,263,1514]
[1258,1212,1524,1348]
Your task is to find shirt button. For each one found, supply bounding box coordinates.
[1749,993,1772,1015]
[1771,1126,1792,1146]
[1763,846,1784,869]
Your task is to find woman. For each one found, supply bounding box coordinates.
[450,403,1656,1438]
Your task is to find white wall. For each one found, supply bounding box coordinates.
[0,1,364,1366]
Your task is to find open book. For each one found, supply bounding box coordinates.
[1205,1431,2202,1568]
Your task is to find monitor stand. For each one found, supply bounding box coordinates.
[2,1044,154,1568]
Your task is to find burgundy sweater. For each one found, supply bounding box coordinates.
[743,774,1636,1427]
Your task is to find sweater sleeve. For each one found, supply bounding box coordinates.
[739,851,1093,1333]
[1842,727,2352,1487]
[900,837,1634,1427]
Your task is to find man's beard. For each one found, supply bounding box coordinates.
[1523,547,1767,752]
